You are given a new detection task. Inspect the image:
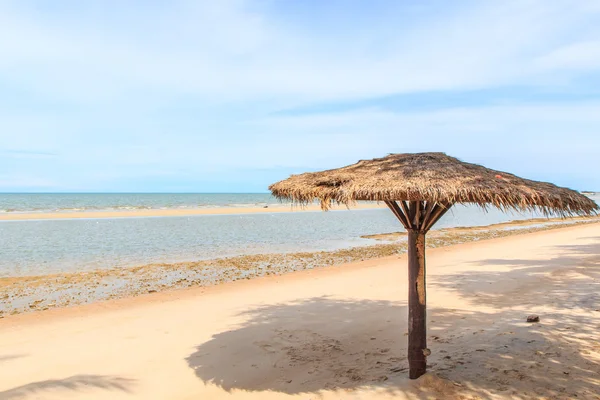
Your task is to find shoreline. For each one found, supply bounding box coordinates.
[1,223,599,399]
[0,202,384,221]
[2,216,598,317]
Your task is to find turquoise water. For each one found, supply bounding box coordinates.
[0,193,279,213]
[0,194,597,277]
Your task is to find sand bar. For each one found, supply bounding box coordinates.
[0,203,384,221]
[1,223,599,399]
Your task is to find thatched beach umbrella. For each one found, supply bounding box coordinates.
[269,152,598,379]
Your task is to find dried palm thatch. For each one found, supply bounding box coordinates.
[270,152,598,216]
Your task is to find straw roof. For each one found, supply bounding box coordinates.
[269,153,598,216]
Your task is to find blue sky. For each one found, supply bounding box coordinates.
[1,0,599,193]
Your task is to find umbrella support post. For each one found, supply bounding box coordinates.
[385,200,452,379]
[407,229,427,379]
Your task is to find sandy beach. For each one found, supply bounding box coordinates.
[1,222,599,399]
[0,203,384,221]
[3,1,600,398]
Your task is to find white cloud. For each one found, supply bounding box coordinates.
[249,102,600,171]
[0,0,598,104]
[2,100,599,191]
[1,0,600,191]
[535,40,600,71]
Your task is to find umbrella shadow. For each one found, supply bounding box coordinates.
[0,375,136,400]
[428,238,600,310]
[424,306,600,399]
[186,297,600,398]
[187,297,408,395]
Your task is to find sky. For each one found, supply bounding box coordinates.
[1,0,600,193]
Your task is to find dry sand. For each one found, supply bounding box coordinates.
[0,223,599,399]
[0,203,384,221]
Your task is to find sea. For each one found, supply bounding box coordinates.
[1,193,598,277]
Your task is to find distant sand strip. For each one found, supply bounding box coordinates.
[0,203,385,221]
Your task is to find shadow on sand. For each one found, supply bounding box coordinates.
[428,236,600,311]
[187,238,600,398]
[0,375,136,400]
[188,297,409,395]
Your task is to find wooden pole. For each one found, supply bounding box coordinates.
[384,200,453,380]
[407,229,427,379]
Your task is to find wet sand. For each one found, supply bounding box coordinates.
[2,216,598,316]
[0,202,384,221]
[0,222,599,399]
